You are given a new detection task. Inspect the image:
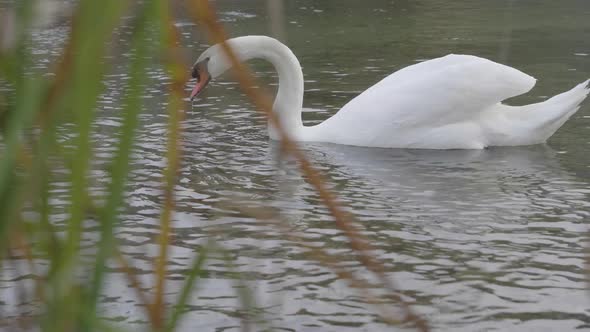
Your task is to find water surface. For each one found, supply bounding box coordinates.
[2,0,590,331]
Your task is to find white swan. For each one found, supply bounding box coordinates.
[190,36,589,149]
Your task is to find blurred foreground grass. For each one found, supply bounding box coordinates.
[0,1,427,331]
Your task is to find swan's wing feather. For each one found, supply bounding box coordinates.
[329,55,536,129]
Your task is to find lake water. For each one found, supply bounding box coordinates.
[3,0,590,331]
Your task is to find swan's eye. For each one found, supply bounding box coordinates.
[191,57,210,80]
[191,66,200,80]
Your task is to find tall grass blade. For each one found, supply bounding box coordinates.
[165,244,208,331]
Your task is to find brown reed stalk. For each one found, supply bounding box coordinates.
[225,203,409,326]
[153,4,191,329]
[114,247,157,326]
[188,1,428,330]
[586,232,590,295]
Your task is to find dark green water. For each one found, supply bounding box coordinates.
[2,0,590,331]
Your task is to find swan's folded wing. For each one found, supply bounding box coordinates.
[330,55,536,130]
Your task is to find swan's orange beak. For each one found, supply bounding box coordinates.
[189,72,210,101]
[190,61,211,101]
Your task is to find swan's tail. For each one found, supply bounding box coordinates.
[495,79,590,146]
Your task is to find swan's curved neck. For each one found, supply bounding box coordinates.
[233,36,304,138]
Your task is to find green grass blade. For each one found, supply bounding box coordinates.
[166,244,209,332]
[84,1,159,327]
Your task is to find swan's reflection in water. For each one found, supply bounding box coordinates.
[3,118,586,331]
[287,142,589,225]
[129,139,586,331]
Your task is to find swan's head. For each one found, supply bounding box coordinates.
[190,36,279,100]
[189,43,233,101]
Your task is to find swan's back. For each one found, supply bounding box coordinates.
[339,54,536,124]
[311,55,537,148]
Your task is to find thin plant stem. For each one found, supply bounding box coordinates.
[189,1,428,330]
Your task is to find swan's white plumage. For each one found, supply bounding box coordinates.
[310,54,539,149]
[196,36,590,149]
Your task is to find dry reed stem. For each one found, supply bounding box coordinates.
[114,247,157,325]
[153,8,190,329]
[37,10,77,129]
[224,204,407,325]
[189,1,428,330]
[1,30,70,322]
[586,232,590,294]
[34,1,159,328]
[11,226,47,314]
